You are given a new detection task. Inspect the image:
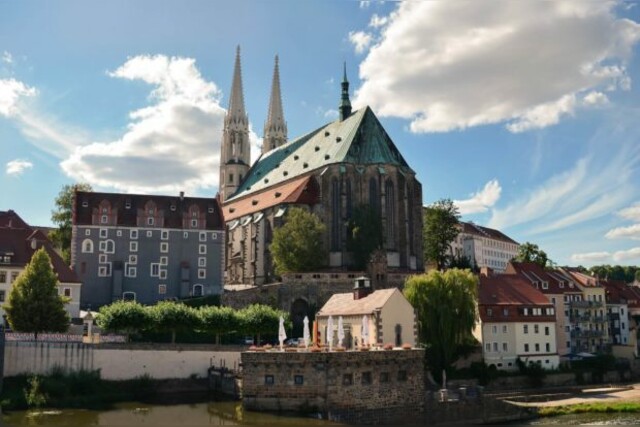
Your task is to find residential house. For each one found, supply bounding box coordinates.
[449,222,519,273]
[0,210,81,318]
[476,273,559,370]
[316,278,416,349]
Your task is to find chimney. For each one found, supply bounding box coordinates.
[480,267,493,277]
[353,276,372,300]
[179,191,185,201]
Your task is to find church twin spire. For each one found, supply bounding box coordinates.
[263,55,288,154]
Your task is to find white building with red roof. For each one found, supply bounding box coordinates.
[449,221,519,273]
[476,273,559,370]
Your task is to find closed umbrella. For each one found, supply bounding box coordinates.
[327,316,334,351]
[278,316,287,351]
[337,316,345,348]
[303,316,310,349]
[361,315,370,347]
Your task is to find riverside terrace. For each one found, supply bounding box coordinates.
[241,347,424,424]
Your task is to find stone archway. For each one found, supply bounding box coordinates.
[290,298,310,339]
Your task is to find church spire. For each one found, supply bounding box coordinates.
[227,46,247,121]
[263,55,287,154]
[339,62,352,121]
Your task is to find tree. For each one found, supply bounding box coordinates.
[404,269,478,380]
[50,183,92,264]
[423,199,460,270]
[514,242,549,268]
[347,205,383,270]
[199,306,240,344]
[270,207,326,275]
[238,304,288,344]
[96,300,151,341]
[4,248,69,338]
[149,301,200,344]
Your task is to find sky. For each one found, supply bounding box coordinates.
[1,0,640,267]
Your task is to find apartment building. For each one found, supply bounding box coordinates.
[449,222,519,273]
[476,273,559,371]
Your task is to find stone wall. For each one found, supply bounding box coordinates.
[4,341,242,380]
[241,349,424,424]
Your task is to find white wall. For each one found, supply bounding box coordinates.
[3,342,242,380]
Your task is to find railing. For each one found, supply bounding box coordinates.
[569,300,603,308]
[571,330,605,339]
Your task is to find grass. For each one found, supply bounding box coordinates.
[538,401,640,417]
[1,369,156,411]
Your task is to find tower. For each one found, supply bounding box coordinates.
[262,55,287,154]
[219,46,251,202]
[339,62,352,121]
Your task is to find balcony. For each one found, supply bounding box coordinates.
[571,329,605,339]
[569,300,603,308]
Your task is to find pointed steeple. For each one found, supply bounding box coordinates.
[339,62,352,121]
[227,46,247,122]
[262,55,288,154]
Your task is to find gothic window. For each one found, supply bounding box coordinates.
[229,173,234,184]
[395,324,402,347]
[81,239,93,253]
[331,178,341,251]
[369,178,378,214]
[406,183,414,255]
[345,179,352,219]
[385,179,395,249]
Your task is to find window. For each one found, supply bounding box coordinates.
[98,264,112,277]
[160,242,169,253]
[129,255,137,264]
[193,284,204,297]
[191,219,198,228]
[551,297,556,305]
[126,265,137,278]
[0,271,5,283]
[503,308,509,316]
[123,292,136,301]
[147,217,155,226]
[116,230,122,237]
[198,257,206,267]
[502,342,508,352]
[492,342,498,352]
[158,284,167,295]
[130,229,138,239]
[85,229,91,236]
[159,269,167,280]
[524,344,529,352]
[535,343,540,352]
[524,308,529,316]
[546,343,550,352]
[211,232,218,240]
[534,324,539,334]
[101,215,108,224]
[502,325,507,333]
[160,256,168,266]
[198,269,206,279]
[146,230,152,238]
[485,343,491,352]
[492,325,497,334]
[397,370,407,382]
[130,241,138,252]
[265,375,274,385]
[99,228,107,238]
[150,263,160,277]
[523,325,529,334]
[183,232,189,239]
[82,239,94,253]
[294,375,304,385]
[361,372,372,385]
[103,240,115,254]
[199,244,206,255]
[161,230,169,240]
[545,326,550,336]
[199,232,206,242]
[565,326,570,332]
[342,374,353,386]
[487,308,493,316]
[99,254,107,264]
[63,287,72,298]
[0,290,5,302]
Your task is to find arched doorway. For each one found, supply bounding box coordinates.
[290,298,310,339]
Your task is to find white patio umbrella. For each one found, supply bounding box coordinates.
[327,316,334,351]
[337,316,345,348]
[278,316,287,351]
[361,315,370,347]
[303,316,310,349]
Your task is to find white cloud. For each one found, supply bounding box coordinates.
[349,31,373,54]
[605,223,640,240]
[369,14,388,28]
[454,179,501,215]
[61,55,229,194]
[2,51,13,64]
[613,247,640,262]
[618,202,640,222]
[354,1,640,133]
[0,78,36,117]
[5,159,33,176]
[583,91,610,107]
[359,1,371,9]
[571,252,611,262]
[324,109,339,119]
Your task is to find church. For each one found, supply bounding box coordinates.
[219,48,424,286]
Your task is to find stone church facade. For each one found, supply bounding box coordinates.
[219,50,423,286]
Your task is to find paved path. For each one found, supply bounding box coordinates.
[509,384,640,407]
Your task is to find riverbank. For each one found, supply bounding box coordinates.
[0,370,218,411]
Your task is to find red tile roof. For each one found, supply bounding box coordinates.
[506,261,580,294]
[479,274,551,306]
[458,221,519,245]
[602,279,640,308]
[0,211,80,283]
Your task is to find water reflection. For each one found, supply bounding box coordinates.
[2,402,342,427]
[518,412,640,425]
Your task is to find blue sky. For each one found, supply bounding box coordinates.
[2,0,640,267]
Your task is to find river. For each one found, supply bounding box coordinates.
[3,402,640,426]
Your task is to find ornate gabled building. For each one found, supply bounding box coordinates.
[220,50,424,286]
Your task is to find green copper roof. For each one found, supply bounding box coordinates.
[227,106,414,202]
